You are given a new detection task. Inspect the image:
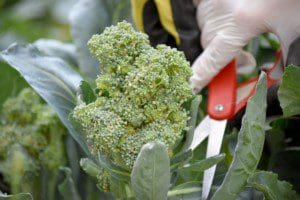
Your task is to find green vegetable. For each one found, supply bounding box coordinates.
[0,88,66,198]
[73,21,193,191]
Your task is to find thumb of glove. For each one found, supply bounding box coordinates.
[190,32,248,93]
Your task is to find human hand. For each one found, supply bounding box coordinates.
[191,0,300,93]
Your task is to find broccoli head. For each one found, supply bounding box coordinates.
[0,88,66,195]
[73,21,193,174]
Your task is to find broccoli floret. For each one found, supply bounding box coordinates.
[0,88,66,195]
[74,21,193,177]
[88,21,151,74]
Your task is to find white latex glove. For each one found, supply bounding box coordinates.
[191,0,300,93]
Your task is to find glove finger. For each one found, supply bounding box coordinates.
[190,33,248,93]
[236,50,257,74]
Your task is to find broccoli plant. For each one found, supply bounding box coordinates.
[0,21,299,200]
[73,21,193,171]
[71,21,193,192]
[0,88,66,199]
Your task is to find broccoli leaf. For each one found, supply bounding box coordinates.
[33,39,78,67]
[110,177,135,200]
[248,171,298,200]
[0,43,91,157]
[131,142,170,200]
[178,154,225,173]
[168,182,202,199]
[183,95,202,151]
[58,167,81,200]
[278,65,300,117]
[0,192,33,200]
[0,62,28,109]
[69,0,104,77]
[211,72,267,200]
[78,80,96,104]
[170,150,193,171]
[96,154,131,182]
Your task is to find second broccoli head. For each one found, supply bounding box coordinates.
[73,21,193,171]
[0,88,66,196]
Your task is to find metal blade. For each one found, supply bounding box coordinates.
[202,118,227,200]
[189,116,211,151]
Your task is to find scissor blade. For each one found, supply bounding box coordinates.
[202,118,227,200]
[189,116,212,151]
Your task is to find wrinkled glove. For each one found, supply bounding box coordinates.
[191,0,300,93]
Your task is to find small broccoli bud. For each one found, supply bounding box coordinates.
[96,168,111,192]
[88,21,151,74]
[74,21,193,171]
[2,87,41,125]
[0,88,66,195]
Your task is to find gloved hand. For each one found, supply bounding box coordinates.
[191,0,300,93]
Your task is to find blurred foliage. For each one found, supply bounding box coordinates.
[0,0,76,108]
[0,88,67,199]
[0,0,74,50]
[0,63,28,110]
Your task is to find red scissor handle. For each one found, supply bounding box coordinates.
[208,60,237,120]
[234,51,281,114]
[207,51,281,121]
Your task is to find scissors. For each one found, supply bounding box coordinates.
[188,51,282,199]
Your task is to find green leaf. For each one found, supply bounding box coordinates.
[178,154,225,173]
[0,192,33,200]
[0,62,28,109]
[69,0,104,77]
[65,136,81,186]
[0,43,91,157]
[97,154,131,182]
[212,72,267,200]
[131,142,170,200]
[170,150,193,171]
[33,39,78,67]
[110,177,135,200]
[183,95,202,151]
[168,182,202,198]
[78,81,96,104]
[248,171,298,200]
[58,167,81,200]
[278,65,300,117]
